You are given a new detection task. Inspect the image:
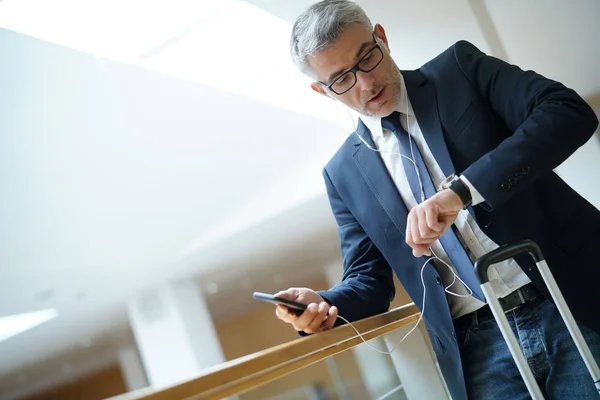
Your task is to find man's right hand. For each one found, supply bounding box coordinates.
[274,287,338,334]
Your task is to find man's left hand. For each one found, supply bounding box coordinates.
[406,189,464,257]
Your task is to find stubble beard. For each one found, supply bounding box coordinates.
[356,66,403,118]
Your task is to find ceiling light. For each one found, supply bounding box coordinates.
[0,0,239,64]
[0,309,58,344]
[206,282,219,294]
[34,288,56,302]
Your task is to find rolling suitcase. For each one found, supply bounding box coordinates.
[474,239,600,399]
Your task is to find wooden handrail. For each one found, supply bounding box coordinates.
[110,303,420,400]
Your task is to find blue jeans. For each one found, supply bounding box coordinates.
[454,296,600,399]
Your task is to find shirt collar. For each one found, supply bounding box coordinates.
[360,72,413,140]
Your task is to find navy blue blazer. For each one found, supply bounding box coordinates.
[318,40,599,400]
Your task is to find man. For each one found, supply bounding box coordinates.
[274,1,600,399]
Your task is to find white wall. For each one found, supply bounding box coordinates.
[483,0,600,207]
[360,0,490,66]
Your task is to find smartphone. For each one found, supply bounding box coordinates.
[252,292,307,315]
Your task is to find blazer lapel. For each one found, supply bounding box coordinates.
[403,70,456,178]
[351,70,458,235]
[352,119,409,235]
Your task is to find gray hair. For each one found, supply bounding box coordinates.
[290,0,373,77]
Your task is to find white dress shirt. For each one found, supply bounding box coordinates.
[360,75,531,318]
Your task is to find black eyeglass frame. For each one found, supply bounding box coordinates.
[318,35,384,95]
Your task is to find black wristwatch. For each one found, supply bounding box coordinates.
[439,174,472,209]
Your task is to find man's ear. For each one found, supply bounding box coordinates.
[310,82,333,99]
[373,23,390,52]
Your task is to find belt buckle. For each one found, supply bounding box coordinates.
[502,287,527,314]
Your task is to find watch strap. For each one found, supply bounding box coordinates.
[449,177,472,209]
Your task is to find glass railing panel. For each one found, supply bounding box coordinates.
[239,342,406,400]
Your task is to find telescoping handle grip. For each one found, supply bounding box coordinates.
[474,239,543,283]
[474,239,600,399]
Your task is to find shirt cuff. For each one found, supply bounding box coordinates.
[459,175,485,206]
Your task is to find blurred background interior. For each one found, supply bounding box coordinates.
[1,0,599,399]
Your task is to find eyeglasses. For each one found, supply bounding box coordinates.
[320,36,384,95]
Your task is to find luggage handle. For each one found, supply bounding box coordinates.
[474,239,543,283]
[473,239,600,399]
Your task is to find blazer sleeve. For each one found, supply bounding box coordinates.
[454,40,598,210]
[317,167,396,325]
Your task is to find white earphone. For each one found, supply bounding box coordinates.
[329,80,475,359]
[347,86,426,202]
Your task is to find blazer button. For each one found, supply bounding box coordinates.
[501,182,511,191]
[435,276,442,285]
